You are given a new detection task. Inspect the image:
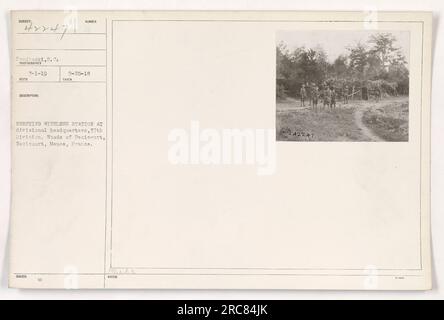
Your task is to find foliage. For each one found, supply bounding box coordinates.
[276,33,409,99]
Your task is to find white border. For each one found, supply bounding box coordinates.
[0,0,442,299]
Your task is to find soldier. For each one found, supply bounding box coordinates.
[312,85,319,112]
[323,86,331,110]
[309,82,316,107]
[375,85,382,102]
[343,85,349,104]
[305,82,312,108]
[330,87,336,109]
[300,84,307,107]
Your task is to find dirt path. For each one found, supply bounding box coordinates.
[353,106,383,142]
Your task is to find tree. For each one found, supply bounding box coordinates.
[332,55,349,78]
[276,32,409,99]
[369,33,407,68]
[347,42,369,80]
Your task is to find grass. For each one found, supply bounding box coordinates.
[362,100,409,142]
[276,96,409,142]
[276,106,366,141]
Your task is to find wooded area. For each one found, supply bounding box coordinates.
[276,33,409,101]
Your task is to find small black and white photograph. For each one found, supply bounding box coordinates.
[276,30,410,142]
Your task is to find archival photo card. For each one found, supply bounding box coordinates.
[9,11,432,290]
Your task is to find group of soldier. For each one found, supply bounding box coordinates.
[300,82,350,112]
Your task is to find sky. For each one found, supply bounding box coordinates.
[276,30,410,64]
